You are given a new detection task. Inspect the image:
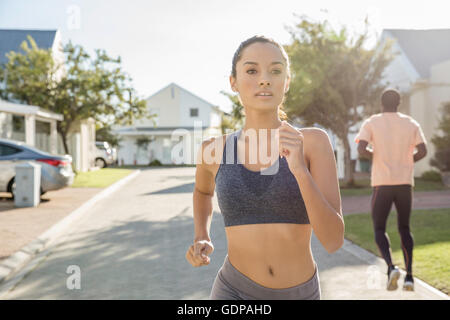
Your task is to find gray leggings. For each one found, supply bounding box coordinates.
[209,255,321,300]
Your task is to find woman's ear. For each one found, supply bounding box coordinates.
[285,77,291,93]
[230,75,237,92]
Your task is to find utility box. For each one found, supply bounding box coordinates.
[14,162,41,208]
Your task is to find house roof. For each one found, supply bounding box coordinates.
[0,98,63,121]
[147,82,224,114]
[0,29,58,65]
[384,29,450,78]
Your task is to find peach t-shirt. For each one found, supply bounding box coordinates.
[355,112,426,187]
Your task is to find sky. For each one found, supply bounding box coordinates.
[1,0,449,113]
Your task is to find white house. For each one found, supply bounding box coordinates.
[113,83,223,165]
[331,29,450,178]
[379,29,450,176]
[0,29,96,172]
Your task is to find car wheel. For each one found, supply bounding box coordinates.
[7,178,16,200]
[8,178,45,198]
[95,158,107,168]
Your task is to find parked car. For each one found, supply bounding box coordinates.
[0,138,75,198]
[95,141,115,168]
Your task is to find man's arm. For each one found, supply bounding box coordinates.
[357,140,372,160]
[414,143,427,162]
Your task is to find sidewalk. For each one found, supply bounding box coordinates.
[315,235,448,299]
[342,190,450,215]
[0,188,103,260]
[0,170,140,285]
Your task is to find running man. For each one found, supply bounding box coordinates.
[355,88,428,291]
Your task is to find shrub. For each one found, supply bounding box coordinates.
[420,170,443,182]
[149,159,162,166]
[430,102,450,172]
[430,148,450,172]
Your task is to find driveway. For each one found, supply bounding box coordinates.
[0,188,103,260]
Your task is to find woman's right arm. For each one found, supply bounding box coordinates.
[186,138,218,267]
[193,138,217,242]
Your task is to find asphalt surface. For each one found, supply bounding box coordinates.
[0,167,447,299]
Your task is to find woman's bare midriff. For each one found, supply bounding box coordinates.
[225,223,316,289]
[209,133,315,289]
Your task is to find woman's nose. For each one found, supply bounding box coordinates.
[259,79,271,86]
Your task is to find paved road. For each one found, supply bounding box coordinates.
[0,168,447,299]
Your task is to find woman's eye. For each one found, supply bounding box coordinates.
[246,69,281,74]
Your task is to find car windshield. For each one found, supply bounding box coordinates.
[96,142,109,149]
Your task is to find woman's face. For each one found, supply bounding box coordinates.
[230,41,290,112]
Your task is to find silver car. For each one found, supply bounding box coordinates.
[0,138,75,198]
[95,141,115,168]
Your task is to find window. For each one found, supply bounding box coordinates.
[35,120,51,153]
[11,115,25,142]
[12,115,24,132]
[190,108,198,117]
[0,144,21,156]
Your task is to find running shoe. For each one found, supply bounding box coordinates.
[387,266,401,291]
[403,274,414,291]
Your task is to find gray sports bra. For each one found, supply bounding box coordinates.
[215,129,310,227]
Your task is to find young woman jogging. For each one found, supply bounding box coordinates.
[186,36,344,300]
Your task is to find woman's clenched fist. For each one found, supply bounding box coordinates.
[186,239,214,267]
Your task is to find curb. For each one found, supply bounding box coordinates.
[341,238,449,300]
[0,169,141,286]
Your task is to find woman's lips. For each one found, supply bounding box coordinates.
[255,94,273,99]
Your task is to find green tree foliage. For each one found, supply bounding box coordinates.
[430,102,450,172]
[284,15,395,185]
[220,90,245,133]
[95,124,122,147]
[0,36,150,153]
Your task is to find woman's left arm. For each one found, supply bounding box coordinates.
[279,123,344,253]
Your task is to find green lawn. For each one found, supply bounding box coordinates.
[344,208,450,295]
[340,178,449,197]
[71,168,134,188]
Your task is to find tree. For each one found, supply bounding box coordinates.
[95,124,122,148]
[284,15,395,185]
[430,102,450,172]
[220,90,245,134]
[0,36,150,154]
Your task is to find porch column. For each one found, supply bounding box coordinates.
[80,121,88,172]
[50,120,58,154]
[25,114,36,146]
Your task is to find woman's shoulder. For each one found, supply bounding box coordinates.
[200,131,236,150]
[296,127,332,161]
[296,126,330,142]
[197,131,236,167]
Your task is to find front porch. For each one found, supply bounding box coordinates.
[0,98,62,154]
[113,126,213,165]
